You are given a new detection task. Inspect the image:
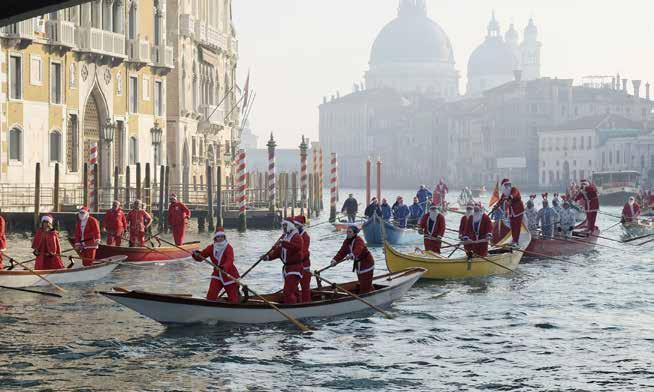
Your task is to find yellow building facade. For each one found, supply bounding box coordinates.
[0,0,173,206]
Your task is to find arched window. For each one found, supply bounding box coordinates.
[49,130,62,163]
[9,127,22,161]
[128,2,137,39]
[129,136,138,165]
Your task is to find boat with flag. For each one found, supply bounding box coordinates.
[362,215,421,245]
[99,268,426,326]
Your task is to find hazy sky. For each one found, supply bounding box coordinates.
[233,0,654,148]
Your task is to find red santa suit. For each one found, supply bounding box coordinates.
[462,212,493,257]
[575,181,599,230]
[333,234,375,294]
[168,198,191,245]
[103,207,127,246]
[74,211,101,266]
[127,209,152,247]
[0,214,6,269]
[433,180,449,208]
[195,232,240,303]
[622,201,640,223]
[419,211,446,253]
[293,216,312,303]
[265,222,305,304]
[500,179,525,244]
[32,226,64,270]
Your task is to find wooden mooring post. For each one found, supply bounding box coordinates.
[113,166,119,203]
[93,163,99,212]
[216,166,223,227]
[144,163,151,211]
[33,162,41,231]
[136,162,142,201]
[83,163,89,208]
[125,165,131,207]
[158,165,165,231]
[53,163,60,212]
[207,164,214,232]
[164,165,170,233]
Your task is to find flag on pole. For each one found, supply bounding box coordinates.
[241,70,250,114]
[488,180,500,209]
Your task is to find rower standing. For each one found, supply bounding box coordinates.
[341,194,359,223]
[380,198,392,221]
[459,203,473,239]
[433,178,449,210]
[192,227,240,303]
[499,178,525,246]
[32,215,64,270]
[408,197,424,225]
[330,225,375,293]
[73,206,101,266]
[525,196,538,235]
[574,179,599,232]
[103,200,128,246]
[127,200,152,247]
[293,216,312,303]
[622,196,640,223]
[559,200,576,239]
[537,196,559,239]
[262,219,305,304]
[419,205,445,253]
[168,193,191,245]
[462,203,493,257]
[393,197,411,228]
[364,197,381,219]
[416,185,432,211]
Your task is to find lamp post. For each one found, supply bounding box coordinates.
[151,121,163,181]
[102,119,116,188]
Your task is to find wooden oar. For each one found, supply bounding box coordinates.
[637,236,654,246]
[622,233,654,243]
[0,285,62,298]
[506,247,579,264]
[312,270,394,319]
[602,221,623,233]
[5,258,67,293]
[598,210,623,219]
[202,259,311,332]
[534,230,623,251]
[431,291,450,299]
[586,233,626,244]
[439,239,515,273]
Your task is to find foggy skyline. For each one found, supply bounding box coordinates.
[233,0,654,148]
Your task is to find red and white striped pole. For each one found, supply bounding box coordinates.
[267,133,276,212]
[329,152,338,222]
[89,142,98,209]
[312,144,318,214]
[299,136,308,216]
[236,149,247,231]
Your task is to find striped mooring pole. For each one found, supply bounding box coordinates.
[329,152,338,222]
[237,149,248,232]
[299,136,308,217]
[267,133,276,212]
[89,142,98,210]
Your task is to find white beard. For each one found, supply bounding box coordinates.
[213,240,228,261]
[502,187,511,197]
[429,212,438,220]
[473,212,482,223]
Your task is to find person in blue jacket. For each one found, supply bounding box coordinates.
[393,197,411,228]
[416,185,432,210]
[408,196,424,225]
[380,198,392,221]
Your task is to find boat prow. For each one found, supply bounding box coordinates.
[99,268,426,326]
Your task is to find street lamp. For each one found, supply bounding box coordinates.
[102,119,116,142]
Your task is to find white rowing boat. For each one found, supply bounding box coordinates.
[100,268,426,326]
[0,256,125,288]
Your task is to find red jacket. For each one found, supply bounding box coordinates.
[419,213,445,239]
[168,201,191,226]
[0,215,6,251]
[74,216,101,249]
[433,183,449,205]
[127,209,152,234]
[622,202,640,222]
[300,230,311,268]
[502,187,525,218]
[198,243,239,285]
[575,185,599,212]
[32,229,64,270]
[463,214,493,241]
[458,216,469,238]
[103,208,127,235]
[266,232,304,266]
[334,235,374,274]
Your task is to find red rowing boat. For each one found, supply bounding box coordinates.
[69,239,201,263]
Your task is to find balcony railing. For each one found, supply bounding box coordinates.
[206,26,225,48]
[46,20,76,47]
[200,105,225,127]
[77,27,126,58]
[0,19,34,40]
[128,38,151,63]
[152,45,174,68]
[180,14,194,38]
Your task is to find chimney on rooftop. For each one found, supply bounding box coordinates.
[611,77,616,90]
[323,96,327,104]
[622,78,629,93]
[513,70,522,82]
[616,73,621,90]
[647,83,651,101]
[633,80,642,98]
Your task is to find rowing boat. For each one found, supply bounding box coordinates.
[333,219,365,231]
[362,215,421,246]
[0,256,124,288]
[384,242,522,279]
[100,268,425,326]
[71,240,201,263]
[622,220,654,238]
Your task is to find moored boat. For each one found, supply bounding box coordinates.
[71,240,201,263]
[99,268,426,326]
[384,242,522,280]
[0,256,124,288]
[621,219,654,238]
[362,216,421,245]
[592,170,640,205]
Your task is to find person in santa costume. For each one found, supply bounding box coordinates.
[168,193,191,245]
[499,178,525,246]
[418,205,446,253]
[262,219,305,304]
[621,196,640,223]
[32,215,64,270]
[127,200,152,247]
[459,202,474,241]
[330,224,375,294]
[293,215,312,303]
[74,206,101,266]
[0,211,6,269]
[192,227,240,303]
[574,179,599,231]
[462,203,493,257]
[103,200,128,246]
[433,177,449,209]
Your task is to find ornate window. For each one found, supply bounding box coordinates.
[9,127,23,161]
[129,136,138,165]
[50,130,63,163]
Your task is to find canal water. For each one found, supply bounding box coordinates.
[1,189,653,391]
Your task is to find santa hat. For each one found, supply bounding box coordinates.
[429,205,439,211]
[541,193,549,200]
[553,193,559,198]
[348,224,360,235]
[281,219,297,230]
[529,194,537,200]
[78,206,89,213]
[580,179,590,185]
[293,215,306,226]
[465,202,475,209]
[501,178,511,186]
[169,193,178,201]
[213,227,226,238]
[41,215,53,224]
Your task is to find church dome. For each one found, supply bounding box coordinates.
[369,1,455,66]
[467,37,518,76]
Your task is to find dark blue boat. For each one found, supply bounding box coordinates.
[362,215,421,246]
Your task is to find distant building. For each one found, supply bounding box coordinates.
[240,122,259,150]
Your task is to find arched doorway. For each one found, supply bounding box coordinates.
[83,89,109,188]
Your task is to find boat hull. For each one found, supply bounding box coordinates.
[622,221,654,237]
[100,268,425,326]
[525,228,599,257]
[598,190,638,206]
[0,256,124,288]
[362,217,421,245]
[385,242,522,280]
[94,242,200,263]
